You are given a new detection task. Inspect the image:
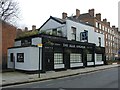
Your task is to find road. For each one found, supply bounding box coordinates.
[3,67,119,89]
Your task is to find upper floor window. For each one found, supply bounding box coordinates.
[102,26,104,31]
[96,22,98,28]
[71,27,76,40]
[105,27,107,32]
[21,38,32,46]
[52,29,57,35]
[98,37,101,46]
[99,24,101,29]
[80,30,88,42]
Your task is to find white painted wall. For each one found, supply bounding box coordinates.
[39,18,104,47]
[40,19,65,31]
[66,20,105,47]
[8,47,42,71]
[40,18,67,37]
[54,64,65,69]
[70,63,83,68]
[87,62,94,66]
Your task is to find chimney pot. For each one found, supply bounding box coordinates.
[103,18,107,22]
[112,25,115,29]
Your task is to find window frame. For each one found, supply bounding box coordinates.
[70,53,82,63]
[54,53,63,64]
[71,27,76,40]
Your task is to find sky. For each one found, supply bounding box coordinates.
[17,0,119,30]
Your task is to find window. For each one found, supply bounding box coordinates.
[105,27,107,32]
[96,54,102,61]
[21,38,31,46]
[98,37,101,46]
[80,30,88,42]
[96,22,98,28]
[70,53,82,63]
[71,27,76,40]
[52,29,57,35]
[54,53,63,64]
[87,54,92,61]
[102,26,104,31]
[99,24,101,29]
[17,53,24,62]
[10,53,14,62]
[98,23,100,29]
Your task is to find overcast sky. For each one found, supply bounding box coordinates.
[18,0,119,30]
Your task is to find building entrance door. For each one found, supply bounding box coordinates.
[44,47,54,71]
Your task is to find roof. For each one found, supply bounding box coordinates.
[39,16,66,30]
[39,15,94,30]
[67,16,94,27]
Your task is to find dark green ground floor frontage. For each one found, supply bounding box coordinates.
[7,34,106,72]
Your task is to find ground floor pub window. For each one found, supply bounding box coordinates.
[96,54,102,61]
[87,54,92,62]
[17,53,24,62]
[54,53,63,64]
[70,53,82,63]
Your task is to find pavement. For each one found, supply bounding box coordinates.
[1,64,120,87]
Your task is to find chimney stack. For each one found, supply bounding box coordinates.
[103,18,107,24]
[62,12,67,19]
[32,25,36,31]
[24,27,28,31]
[88,9,94,17]
[107,22,110,27]
[76,9,80,17]
[96,13,101,21]
[112,25,115,29]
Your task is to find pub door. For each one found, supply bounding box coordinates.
[44,47,54,71]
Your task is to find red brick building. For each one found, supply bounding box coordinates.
[67,9,120,60]
[0,20,16,69]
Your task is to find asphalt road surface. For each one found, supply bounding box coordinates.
[3,67,120,89]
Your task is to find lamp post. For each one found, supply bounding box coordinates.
[37,44,42,78]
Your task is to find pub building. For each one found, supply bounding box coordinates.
[8,34,106,73]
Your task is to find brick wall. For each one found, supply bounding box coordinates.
[1,21,16,69]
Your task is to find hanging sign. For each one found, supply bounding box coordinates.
[37,44,43,47]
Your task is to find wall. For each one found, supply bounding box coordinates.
[66,20,104,47]
[1,21,16,69]
[14,37,42,47]
[8,47,42,71]
[40,19,66,37]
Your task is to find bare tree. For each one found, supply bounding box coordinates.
[0,0,20,25]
